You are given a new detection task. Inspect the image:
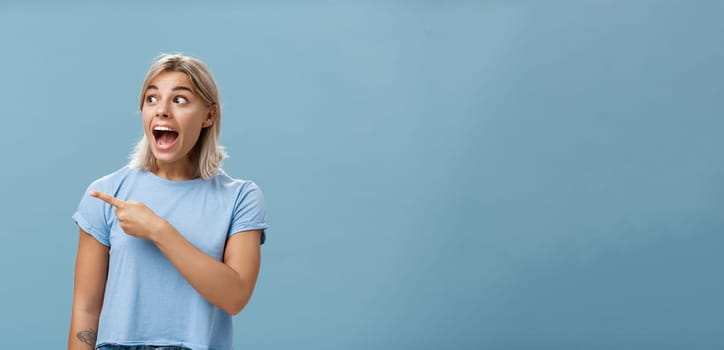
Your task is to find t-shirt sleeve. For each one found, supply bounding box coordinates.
[72,179,112,247]
[229,181,269,245]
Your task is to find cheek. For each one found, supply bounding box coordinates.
[141,110,154,125]
[179,119,205,144]
[182,110,208,136]
[185,124,204,142]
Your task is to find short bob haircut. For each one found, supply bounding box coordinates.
[129,53,227,179]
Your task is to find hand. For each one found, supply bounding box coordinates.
[90,190,167,240]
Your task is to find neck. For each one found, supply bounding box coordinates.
[153,158,196,181]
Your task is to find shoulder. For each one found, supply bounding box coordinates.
[213,168,264,194]
[85,165,138,191]
[219,169,268,239]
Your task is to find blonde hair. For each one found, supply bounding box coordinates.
[129,53,227,179]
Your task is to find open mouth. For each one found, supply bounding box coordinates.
[152,126,179,147]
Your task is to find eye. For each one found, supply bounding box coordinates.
[173,96,188,104]
[146,96,158,103]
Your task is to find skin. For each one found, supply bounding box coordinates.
[68,71,262,349]
[141,71,214,180]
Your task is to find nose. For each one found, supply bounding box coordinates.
[155,102,170,118]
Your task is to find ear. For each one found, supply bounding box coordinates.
[202,105,217,128]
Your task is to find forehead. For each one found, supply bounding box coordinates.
[147,71,193,89]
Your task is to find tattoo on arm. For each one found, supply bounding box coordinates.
[76,328,97,346]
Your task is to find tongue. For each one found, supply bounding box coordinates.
[158,131,178,146]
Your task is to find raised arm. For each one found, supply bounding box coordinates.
[153,228,262,315]
[68,229,109,350]
[89,190,263,315]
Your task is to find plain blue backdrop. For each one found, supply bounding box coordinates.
[0,1,722,349]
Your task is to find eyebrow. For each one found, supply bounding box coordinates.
[146,85,194,93]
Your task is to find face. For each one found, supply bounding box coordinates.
[141,71,215,168]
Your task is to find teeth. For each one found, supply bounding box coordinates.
[153,126,174,132]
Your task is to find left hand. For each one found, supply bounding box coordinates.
[90,190,167,240]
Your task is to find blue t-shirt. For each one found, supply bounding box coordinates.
[72,166,268,350]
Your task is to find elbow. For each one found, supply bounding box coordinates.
[224,306,242,316]
[222,293,252,316]
[219,279,256,315]
[223,299,249,316]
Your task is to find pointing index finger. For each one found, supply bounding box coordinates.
[90,190,125,208]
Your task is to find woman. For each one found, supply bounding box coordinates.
[69,54,268,350]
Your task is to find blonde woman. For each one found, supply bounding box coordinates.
[69,54,268,350]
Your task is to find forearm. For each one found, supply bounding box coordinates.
[68,310,99,350]
[70,230,108,350]
[150,222,251,315]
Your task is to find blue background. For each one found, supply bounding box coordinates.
[0,1,722,348]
